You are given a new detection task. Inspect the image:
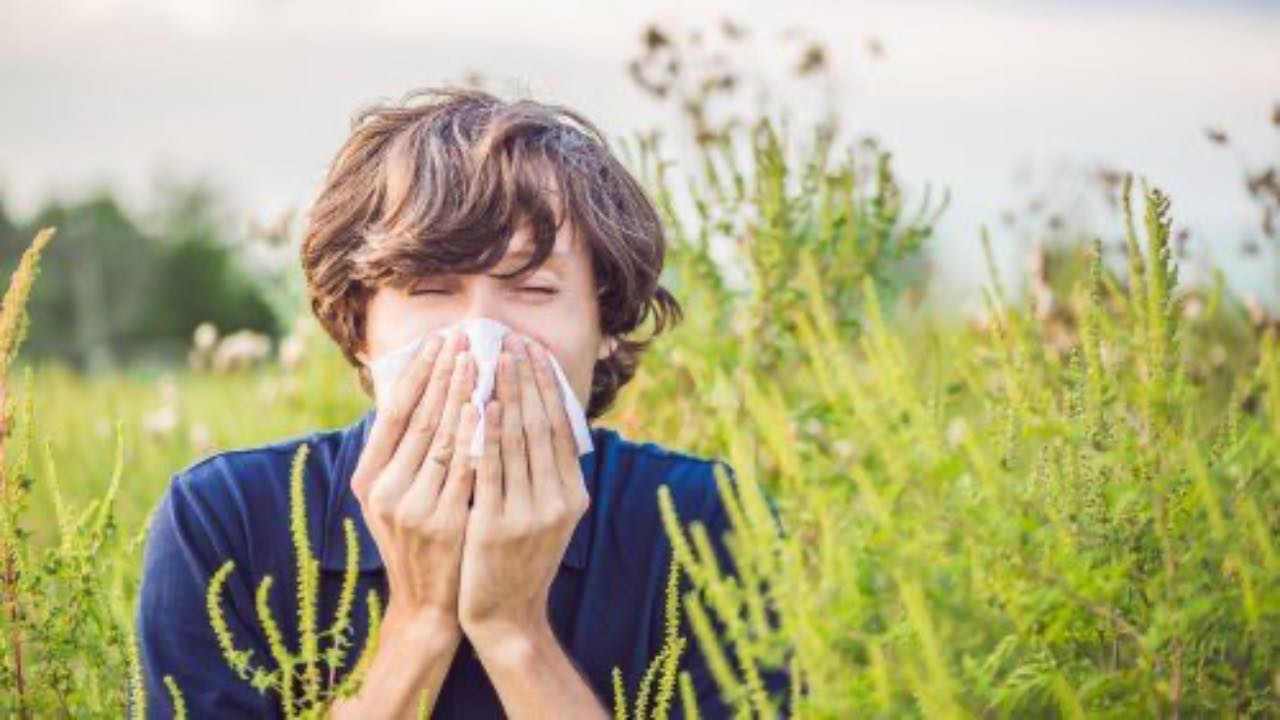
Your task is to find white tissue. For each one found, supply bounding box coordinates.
[366,317,594,459]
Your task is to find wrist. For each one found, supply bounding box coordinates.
[467,615,557,666]
[384,602,462,651]
[328,602,462,718]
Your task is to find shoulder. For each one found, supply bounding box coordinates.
[618,434,733,511]
[149,419,358,573]
[175,423,343,488]
[165,420,351,513]
[591,427,740,557]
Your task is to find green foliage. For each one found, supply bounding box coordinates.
[197,443,381,718]
[653,176,1279,717]
[0,182,280,372]
[624,115,944,394]
[0,228,140,715]
[611,555,689,720]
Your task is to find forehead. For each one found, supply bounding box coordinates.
[498,174,585,271]
[502,222,579,267]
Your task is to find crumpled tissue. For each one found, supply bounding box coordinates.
[366,317,593,459]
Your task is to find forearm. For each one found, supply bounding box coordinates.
[329,606,461,719]
[471,620,610,719]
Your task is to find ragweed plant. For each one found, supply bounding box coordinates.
[610,555,690,720]
[194,442,381,719]
[1,228,144,717]
[643,175,1280,717]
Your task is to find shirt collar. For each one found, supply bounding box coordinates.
[320,408,601,573]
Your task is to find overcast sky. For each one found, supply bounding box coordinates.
[2,0,1277,311]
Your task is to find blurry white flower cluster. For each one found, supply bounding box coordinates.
[187,322,272,373]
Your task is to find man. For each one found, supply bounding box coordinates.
[134,86,790,718]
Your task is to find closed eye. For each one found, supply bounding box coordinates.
[410,287,559,296]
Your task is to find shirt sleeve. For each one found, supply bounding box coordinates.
[130,471,284,719]
[669,460,794,719]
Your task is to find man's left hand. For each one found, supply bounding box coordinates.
[458,331,589,653]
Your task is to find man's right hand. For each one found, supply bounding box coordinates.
[350,328,477,639]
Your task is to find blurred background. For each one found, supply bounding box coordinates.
[2,0,1277,376]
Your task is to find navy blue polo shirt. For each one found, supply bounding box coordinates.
[132,408,791,718]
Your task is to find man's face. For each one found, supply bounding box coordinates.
[356,216,611,411]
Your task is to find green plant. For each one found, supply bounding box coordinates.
[611,555,689,720]
[196,442,381,719]
[1,229,143,716]
[652,175,1279,716]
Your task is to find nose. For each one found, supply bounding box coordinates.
[456,284,506,327]
[455,287,526,349]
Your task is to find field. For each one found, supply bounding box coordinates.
[1,117,1277,718]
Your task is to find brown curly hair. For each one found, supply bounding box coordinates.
[300,85,682,420]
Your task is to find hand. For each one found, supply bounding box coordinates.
[350,329,478,639]
[458,332,590,652]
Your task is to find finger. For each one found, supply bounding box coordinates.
[473,399,503,517]
[435,401,480,516]
[512,336,559,509]
[525,338,584,505]
[409,344,474,504]
[352,332,448,505]
[381,331,468,498]
[497,345,531,516]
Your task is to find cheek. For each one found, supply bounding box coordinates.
[530,330,598,407]
[363,291,443,357]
